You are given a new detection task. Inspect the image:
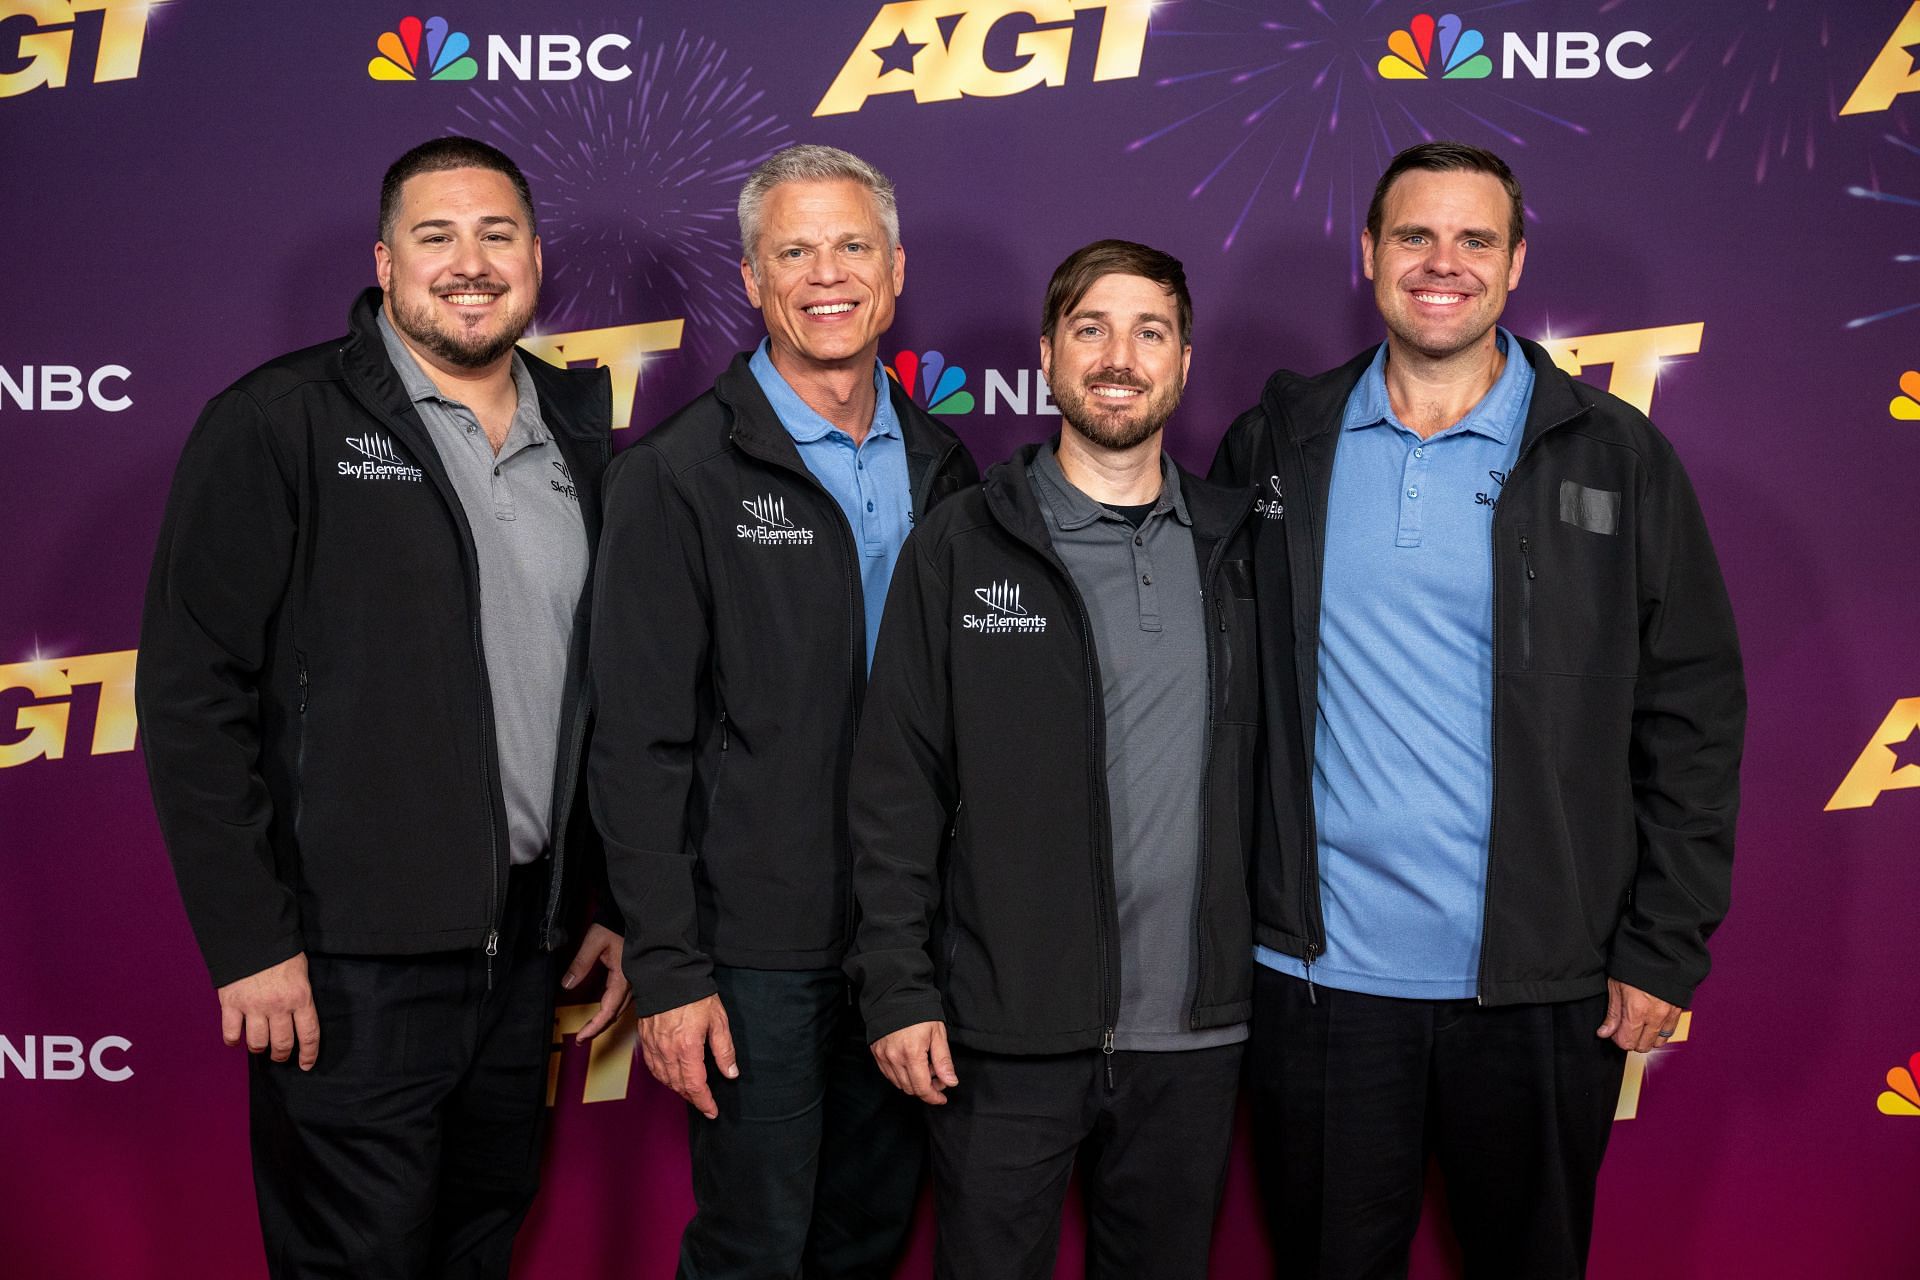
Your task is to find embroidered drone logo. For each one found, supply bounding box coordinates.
[888,350,975,415]
[974,581,1029,616]
[369,16,479,81]
[1379,14,1492,80]
[1879,1051,1920,1115]
[742,495,796,529]
[1889,370,1920,421]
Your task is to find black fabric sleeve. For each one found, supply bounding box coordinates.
[137,389,304,988]
[846,528,958,1043]
[587,443,719,1018]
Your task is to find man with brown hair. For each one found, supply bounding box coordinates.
[851,239,1259,1277]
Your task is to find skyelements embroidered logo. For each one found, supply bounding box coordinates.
[963,580,1048,634]
[340,434,423,482]
[737,494,816,545]
[1256,474,1284,520]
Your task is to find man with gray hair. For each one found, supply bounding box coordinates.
[589,144,978,1276]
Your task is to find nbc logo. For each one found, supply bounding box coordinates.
[1879,1051,1920,1115]
[889,351,975,415]
[1378,11,1650,83]
[369,16,479,81]
[1379,14,1490,81]
[1889,370,1920,421]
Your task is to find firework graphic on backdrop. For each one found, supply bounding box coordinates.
[1126,0,1584,273]
[455,21,791,360]
[1844,126,1920,332]
[1660,0,1862,185]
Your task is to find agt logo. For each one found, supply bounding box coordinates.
[1843,3,1920,116]
[0,363,130,411]
[0,0,158,100]
[0,1034,133,1082]
[368,14,641,84]
[0,649,137,770]
[547,1005,638,1106]
[520,320,685,432]
[1826,698,1920,811]
[1379,11,1651,83]
[814,0,1151,117]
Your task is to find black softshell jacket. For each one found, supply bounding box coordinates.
[589,354,979,1018]
[139,288,614,987]
[1212,337,1745,1008]
[848,444,1260,1054]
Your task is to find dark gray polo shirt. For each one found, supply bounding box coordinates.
[1030,446,1246,1051]
[377,311,587,866]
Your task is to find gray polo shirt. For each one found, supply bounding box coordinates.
[1030,446,1246,1051]
[377,310,587,866]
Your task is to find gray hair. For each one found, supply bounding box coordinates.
[737,144,900,269]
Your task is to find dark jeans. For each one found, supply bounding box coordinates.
[250,861,560,1280]
[1249,968,1627,1280]
[678,965,924,1280]
[927,1042,1245,1280]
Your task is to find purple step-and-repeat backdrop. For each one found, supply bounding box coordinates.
[3,1,1917,1275]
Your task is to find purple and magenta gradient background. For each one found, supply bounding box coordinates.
[2,2,1916,1275]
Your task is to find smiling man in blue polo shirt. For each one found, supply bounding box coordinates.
[1213,142,1745,1278]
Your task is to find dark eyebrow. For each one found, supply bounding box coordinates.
[1067,307,1176,328]
[407,215,522,234]
[1388,221,1503,245]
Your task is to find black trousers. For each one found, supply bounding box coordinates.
[1249,968,1627,1280]
[678,965,925,1280]
[250,863,560,1280]
[927,1042,1244,1280]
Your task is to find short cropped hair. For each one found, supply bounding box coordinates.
[379,136,537,243]
[737,144,900,266]
[1041,239,1193,346]
[1366,141,1525,249]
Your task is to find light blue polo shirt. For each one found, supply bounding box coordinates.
[1258,330,1534,999]
[749,340,912,671]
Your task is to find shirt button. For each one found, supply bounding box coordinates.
[866,501,875,512]
[1141,573,1152,585]
[1413,447,1425,458]
[1134,535,1143,546]
[494,467,501,476]
[1407,487,1418,499]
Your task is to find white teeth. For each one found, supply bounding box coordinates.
[806,302,855,315]
[444,293,497,305]
[1091,386,1141,398]
[1413,292,1465,305]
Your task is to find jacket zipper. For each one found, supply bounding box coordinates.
[1287,433,1325,992]
[1518,533,1536,668]
[293,654,309,842]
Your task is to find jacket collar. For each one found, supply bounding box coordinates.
[713,348,962,465]
[1263,334,1590,454]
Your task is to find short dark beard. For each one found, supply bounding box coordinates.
[388,286,531,370]
[1053,375,1183,452]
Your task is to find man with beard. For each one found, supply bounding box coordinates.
[139,136,627,1278]
[588,145,977,1277]
[1212,142,1744,1276]
[848,240,1260,1277]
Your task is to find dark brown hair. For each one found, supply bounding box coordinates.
[1041,239,1192,345]
[379,135,537,243]
[1366,141,1524,249]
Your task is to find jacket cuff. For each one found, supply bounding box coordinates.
[1604,956,1699,1010]
[624,959,718,1020]
[863,993,949,1045]
[204,931,306,991]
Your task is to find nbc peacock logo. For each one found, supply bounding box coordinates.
[1879,1051,1920,1115]
[369,16,479,82]
[1379,13,1492,81]
[888,350,975,415]
[1888,370,1920,422]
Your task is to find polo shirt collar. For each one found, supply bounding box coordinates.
[1341,327,1529,445]
[748,338,900,446]
[375,306,550,447]
[1032,440,1191,531]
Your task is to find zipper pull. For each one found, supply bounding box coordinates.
[718,708,729,752]
[1213,591,1228,632]
[1102,1027,1116,1091]
[484,928,499,990]
[1304,956,1317,1006]
[296,662,309,714]
[1519,535,1536,580]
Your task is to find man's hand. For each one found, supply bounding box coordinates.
[218,953,320,1071]
[639,994,738,1120]
[871,1021,959,1105]
[1596,977,1684,1053]
[561,924,632,1041]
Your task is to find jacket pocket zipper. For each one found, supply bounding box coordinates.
[1518,534,1536,668]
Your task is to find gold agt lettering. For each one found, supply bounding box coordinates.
[0,649,138,768]
[1826,698,1920,810]
[813,0,1151,117]
[520,320,685,433]
[546,1003,640,1105]
[1537,323,1704,418]
[1841,2,1920,116]
[1614,1011,1691,1121]
[0,0,158,98]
